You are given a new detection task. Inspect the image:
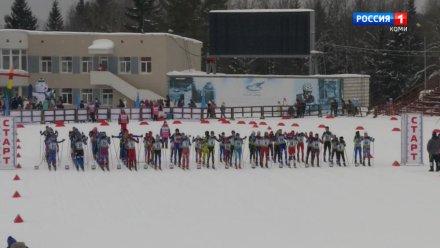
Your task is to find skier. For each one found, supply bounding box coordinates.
[233,133,247,169]
[181,133,191,170]
[143,131,154,165]
[427,132,440,172]
[336,137,347,166]
[40,126,58,161]
[224,138,232,169]
[71,130,88,171]
[330,135,339,166]
[321,126,333,162]
[218,132,226,162]
[170,129,183,167]
[353,131,363,166]
[160,121,170,148]
[296,132,305,163]
[112,129,129,165]
[126,133,141,171]
[206,131,219,169]
[89,127,99,160]
[118,109,129,131]
[97,132,111,171]
[227,131,236,165]
[269,131,276,162]
[311,133,322,167]
[248,131,257,163]
[192,135,202,166]
[286,131,298,168]
[253,131,262,168]
[305,131,314,166]
[46,135,65,171]
[260,132,270,168]
[276,130,287,167]
[362,132,375,166]
[153,135,162,170]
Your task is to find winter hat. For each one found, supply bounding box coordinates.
[7,236,17,246]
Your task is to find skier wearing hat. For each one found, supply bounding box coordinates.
[321,126,333,162]
[353,131,362,166]
[362,132,375,166]
[160,121,170,148]
[336,137,347,166]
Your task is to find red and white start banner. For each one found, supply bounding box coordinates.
[401,113,423,165]
[0,117,16,169]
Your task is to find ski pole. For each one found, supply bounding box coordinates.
[59,142,64,168]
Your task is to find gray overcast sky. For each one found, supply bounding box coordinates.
[0,0,430,28]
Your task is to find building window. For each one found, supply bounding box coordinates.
[140,57,152,74]
[2,50,10,70]
[102,89,113,105]
[41,56,52,73]
[81,89,93,104]
[119,57,131,74]
[81,57,93,73]
[60,88,73,104]
[12,50,20,69]
[1,49,27,70]
[61,56,73,73]
[21,50,27,71]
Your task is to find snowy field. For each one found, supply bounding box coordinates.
[1,116,440,248]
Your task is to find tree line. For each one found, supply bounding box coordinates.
[3,0,440,105]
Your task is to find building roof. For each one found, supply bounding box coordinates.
[0,29,202,45]
[167,70,370,79]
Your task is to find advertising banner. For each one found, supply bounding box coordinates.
[0,117,16,169]
[169,76,341,108]
[401,113,423,165]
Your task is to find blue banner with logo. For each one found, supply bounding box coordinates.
[169,76,342,108]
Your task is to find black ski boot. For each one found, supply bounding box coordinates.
[429,165,434,172]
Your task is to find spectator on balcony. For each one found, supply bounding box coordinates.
[79,100,85,109]
[97,63,104,71]
[220,102,226,119]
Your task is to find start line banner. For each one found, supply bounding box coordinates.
[0,117,16,169]
[401,113,423,165]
